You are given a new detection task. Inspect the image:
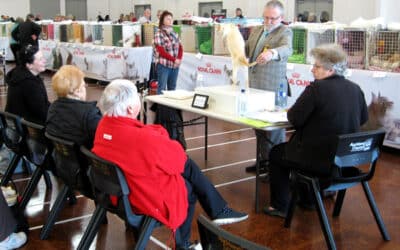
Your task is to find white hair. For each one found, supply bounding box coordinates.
[99,79,140,117]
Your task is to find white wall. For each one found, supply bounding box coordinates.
[0,0,30,19]
[1,0,399,24]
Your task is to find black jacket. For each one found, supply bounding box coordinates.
[5,66,50,125]
[46,98,102,149]
[285,75,368,175]
[18,20,41,47]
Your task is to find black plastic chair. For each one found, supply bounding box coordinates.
[17,119,53,210]
[78,146,181,250]
[40,132,92,240]
[0,111,32,186]
[197,214,270,250]
[284,129,390,250]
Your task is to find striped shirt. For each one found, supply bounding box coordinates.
[153,27,182,68]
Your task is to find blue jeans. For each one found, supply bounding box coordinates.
[156,64,179,94]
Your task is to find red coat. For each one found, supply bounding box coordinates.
[92,116,188,230]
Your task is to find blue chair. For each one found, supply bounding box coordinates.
[284,129,390,250]
[197,214,270,250]
[78,146,182,250]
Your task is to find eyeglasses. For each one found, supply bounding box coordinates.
[264,16,281,21]
[312,64,324,69]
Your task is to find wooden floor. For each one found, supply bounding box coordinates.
[1,66,399,250]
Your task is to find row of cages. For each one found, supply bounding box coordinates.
[1,21,400,72]
[290,27,400,72]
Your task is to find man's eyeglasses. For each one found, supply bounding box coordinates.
[264,16,281,21]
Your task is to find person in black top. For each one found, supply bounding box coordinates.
[46,65,102,149]
[5,44,50,125]
[264,44,368,218]
[18,14,41,48]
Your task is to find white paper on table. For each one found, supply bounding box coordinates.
[245,110,288,123]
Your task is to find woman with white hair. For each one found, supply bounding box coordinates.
[264,43,368,218]
[93,79,248,249]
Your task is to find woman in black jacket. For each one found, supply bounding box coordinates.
[46,65,102,149]
[5,44,50,124]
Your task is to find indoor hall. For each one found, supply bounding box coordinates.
[0,64,399,249]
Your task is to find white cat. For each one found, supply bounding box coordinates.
[216,23,256,87]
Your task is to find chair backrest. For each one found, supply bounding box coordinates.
[44,132,84,188]
[0,111,25,154]
[197,214,271,250]
[21,119,50,166]
[333,129,385,182]
[80,146,143,227]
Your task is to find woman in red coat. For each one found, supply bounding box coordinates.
[92,79,248,249]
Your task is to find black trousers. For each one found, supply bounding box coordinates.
[269,143,332,212]
[0,192,16,241]
[178,158,227,245]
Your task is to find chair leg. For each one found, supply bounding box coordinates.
[43,170,52,189]
[0,154,21,186]
[22,158,33,175]
[134,217,158,250]
[284,186,298,228]
[332,189,346,217]
[311,179,336,250]
[77,205,107,250]
[40,185,70,240]
[362,181,390,241]
[255,159,261,213]
[18,167,44,211]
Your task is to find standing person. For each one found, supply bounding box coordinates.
[0,192,27,250]
[235,8,244,19]
[93,80,248,249]
[9,17,23,65]
[264,44,368,217]
[18,14,41,48]
[153,10,183,94]
[5,44,50,125]
[138,8,151,24]
[245,0,292,169]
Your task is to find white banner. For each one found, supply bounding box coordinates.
[39,40,152,81]
[0,37,14,61]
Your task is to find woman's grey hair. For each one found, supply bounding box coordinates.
[310,43,348,76]
[266,0,284,15]
[99,79,140,117]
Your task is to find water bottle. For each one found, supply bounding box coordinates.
[237,88,248,116]
[276,83,287,110]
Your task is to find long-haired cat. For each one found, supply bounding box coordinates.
[216,23,256,87]
[361,92,394,131]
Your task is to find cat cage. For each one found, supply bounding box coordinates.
[305,26,335,64]
[288,27,307,64]
[367,30,400,72]
[336,28,367,69]
[181,25,196,52]
[195,24,213,55]
[212,23,230,56]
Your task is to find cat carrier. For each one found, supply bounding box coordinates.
[336,28,367,69]
[288,27,307,64]
[367,30,400,72]
[195,25,213,55]
[305,25,335,64]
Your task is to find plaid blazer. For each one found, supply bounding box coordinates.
[246,24,292,93]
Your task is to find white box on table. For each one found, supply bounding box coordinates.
[194,85,275,115]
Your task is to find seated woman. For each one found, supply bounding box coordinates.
[264,44,368,218]
[0,191,27,249]
[46,65,102,149]
[93,80,248,249]
[5,44,50,124]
